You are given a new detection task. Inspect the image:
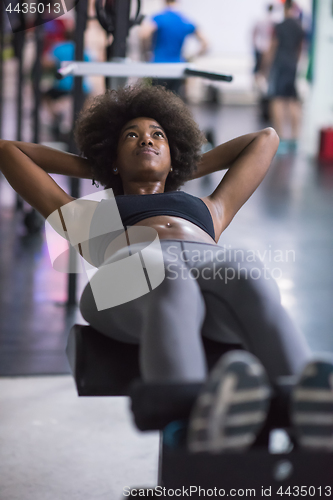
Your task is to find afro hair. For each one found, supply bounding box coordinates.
[74,84,205,195]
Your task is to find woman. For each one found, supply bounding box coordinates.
[0,84,332,453]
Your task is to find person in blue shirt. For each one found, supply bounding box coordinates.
[141,0,208,96]
[42,29,93,140]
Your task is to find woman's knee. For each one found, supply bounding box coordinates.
[196,259,281,305]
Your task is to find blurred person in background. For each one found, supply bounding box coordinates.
[31,15,70,88]
[252,4,277,122]
[264,0,305,154]
[140,0,208,97]
[42,18,68,57]
[41,29,93,141]
[252,4,276,91]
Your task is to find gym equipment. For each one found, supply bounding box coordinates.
[1,7,46,230]
[23,209,44,234]
[67,324,333,499]
[319,127,333,164]
[57,61,233,82]
[94,0,144,90]
[95,0,143,36]
[10,9,25,211]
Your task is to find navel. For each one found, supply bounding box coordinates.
[166,222,172,228]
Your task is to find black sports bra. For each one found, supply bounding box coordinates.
[115,191,215,241]
[88,190,215,267]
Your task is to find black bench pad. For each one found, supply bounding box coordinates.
[66,324,242,396]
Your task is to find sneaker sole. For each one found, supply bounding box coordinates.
[290,361,333,451]
[187,351,271,453]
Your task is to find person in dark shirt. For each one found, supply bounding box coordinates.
[265,0,304,153]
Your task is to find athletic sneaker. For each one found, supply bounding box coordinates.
[288,139,298,154]
[187,351,272,453]
[276,140,290,156]
[290,360,333,451]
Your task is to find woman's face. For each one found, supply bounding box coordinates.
[114,117,172,186]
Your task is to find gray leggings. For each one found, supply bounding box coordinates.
[80,240,311,384]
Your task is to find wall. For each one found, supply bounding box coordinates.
[302,0,333,155]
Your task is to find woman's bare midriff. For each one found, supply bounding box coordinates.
[103,215,217,262]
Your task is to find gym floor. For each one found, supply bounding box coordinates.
[1,74,333,498]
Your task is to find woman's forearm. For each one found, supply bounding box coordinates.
[192,131,263,179]
[0,140,93,179]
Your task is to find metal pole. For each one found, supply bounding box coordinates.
[14,14,25,210]
[0,2,4,139]
[67,0,88,307]
[113,0,130,57]
[32,21,44,144]
[15,33,23,143]
[105,0,130,90]
[15,13,25,142]
[57,62,233,81]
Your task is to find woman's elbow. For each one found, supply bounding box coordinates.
[262,127,279,142]
[0,139,9,151]
[261,127,280,153]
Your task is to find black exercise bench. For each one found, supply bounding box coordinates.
[67,324,333,499]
